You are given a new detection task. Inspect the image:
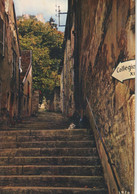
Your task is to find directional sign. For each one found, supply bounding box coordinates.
[112,60,135,82]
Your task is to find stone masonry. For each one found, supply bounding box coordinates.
[0,0,21,125]
[32,90,39,115]
[0,1,34,125]
[0,111,108,193]
[60,6,75,116]
[20,50,32,117]
[61,0,135,193]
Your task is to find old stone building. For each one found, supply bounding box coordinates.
[0,1,34,124]
[60,11,75,116]
[0,0,21,125]
[20,50,32,117]
[32,90,39,115]
[49,86,61,112]
[61,0,135,193]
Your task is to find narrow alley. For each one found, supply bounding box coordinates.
[0,111,108,194]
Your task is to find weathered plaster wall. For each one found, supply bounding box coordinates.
[32,90,39,115]
[53,87,61,112]
[21,50,32,117]
[0,0,20,124]
[60,4,75,116]
[22,66,32,117]
[73,0,135,193]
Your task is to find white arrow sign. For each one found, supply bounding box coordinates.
[112,60,135,82]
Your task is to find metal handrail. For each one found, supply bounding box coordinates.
[86,97,121,192]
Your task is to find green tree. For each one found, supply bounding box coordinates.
[17,18,64,99]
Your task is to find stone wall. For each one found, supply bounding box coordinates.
[21,66,32,117]
[49,87,61,112]
[53,87,61,112]
[32,90,39,115]
[60,2,75,116]
[0,0,21,125]
[63,0,135,193]
[20,50,32,117]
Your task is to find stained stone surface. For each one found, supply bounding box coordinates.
[0,111,108,193]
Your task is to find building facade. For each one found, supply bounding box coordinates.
[61,0,135,193]
[0,0,21,125]
[0,1,34,124]
[60,6,75,116]
[32,90,39,115]
[49,86,61,112]
[20,50,32,117]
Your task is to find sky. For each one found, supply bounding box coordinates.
[13,0,68,31]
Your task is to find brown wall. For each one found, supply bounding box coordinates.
[21,66,32,117]
[0,0,21,125]
[32,90,39,115]
[48,87,61,112]
[20,50,32,117]
[60,5,75,116]
[53,87,61,112]
[62,0,135,193]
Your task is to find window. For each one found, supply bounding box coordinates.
[0,17,5,57]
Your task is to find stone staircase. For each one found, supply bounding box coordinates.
[0,112,108,193]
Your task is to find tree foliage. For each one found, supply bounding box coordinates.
[17,17,64,99]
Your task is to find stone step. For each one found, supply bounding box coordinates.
[0,141,95,149]
[0,156,101,166]
[8,124,72,130]
[0,129,89,136]
[0,148,98,157]
[0,186,108,194]
[0,135,94,142]
[0,175,106,188]
[0,165,103,176]
[0,111,108,193]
